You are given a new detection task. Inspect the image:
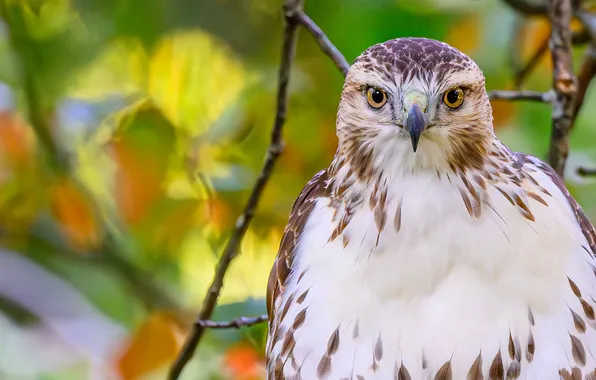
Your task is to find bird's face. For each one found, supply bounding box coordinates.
[337,38,494,173]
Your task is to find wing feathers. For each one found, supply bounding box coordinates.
[266,169,329,320]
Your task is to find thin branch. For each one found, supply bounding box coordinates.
[167,0,303,378]
[489,90,553,102]
[509,18,527,71]
[514,35,550,88]
[572,44,596,123]
[512,26,588,89]
[547,0,579,176]
[295,11,350,76]
[196,314,268,329]
[578,167,596,176]
[572,28,592,45]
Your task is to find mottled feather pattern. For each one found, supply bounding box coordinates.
[266,38,596,379]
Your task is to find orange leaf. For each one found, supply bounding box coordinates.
[48,176,101,252]
[108,106,175,225]
[110,139,165,225]
[116,312,184,380]
[205,195,233,233]
[490,99,517,130]
[0,111,36,170]
[222,343,264,380]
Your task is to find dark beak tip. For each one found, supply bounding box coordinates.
[406,103,426,153]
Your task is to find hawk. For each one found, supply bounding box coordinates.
[265,38,596,379]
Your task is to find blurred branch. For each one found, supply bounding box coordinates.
[0,294,40,326]
[547,0,579,176]
[512,29,589,88]
[578,167,596,176]
[489,90,553,101]
[571,44,596,123]
[296,11,350,75]
[196,314,267,329]
[168,0,304,378]
[1,4,67,172]
[514,35,550,88]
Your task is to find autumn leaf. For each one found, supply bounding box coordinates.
[490,98,517,129]
[108,103,175,225]
[116,312,184,380]
[147,30,247,135]
[445,15,481,55]
[0,112,44,233]
[0,111,37,171]
[48,176,102,252]
[222,343,265,380]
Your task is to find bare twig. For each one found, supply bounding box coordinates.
[295,11,350,75]
[578,167,596,176]
[489,90,553,102]
[167,0,304,378]
[547,0,579,176]
[514,35,550,88]
[197,314,268,329]
[573,28,592,45]
[572,45,596,123]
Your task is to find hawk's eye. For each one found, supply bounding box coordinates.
[366,87,387,109]
[443,87,464,109]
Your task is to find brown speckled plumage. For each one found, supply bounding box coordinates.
[266,37,596,379]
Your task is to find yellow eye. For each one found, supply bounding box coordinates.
[443,87,464,109]
[367,87,387,109]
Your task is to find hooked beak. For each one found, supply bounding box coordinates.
[405,102,427,152]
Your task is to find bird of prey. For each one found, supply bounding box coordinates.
[265,37,596,379]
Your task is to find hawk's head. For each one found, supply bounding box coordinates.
[337,38,494,173]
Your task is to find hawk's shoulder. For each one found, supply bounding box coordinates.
[514,152,596,254]
[266,169,330,319]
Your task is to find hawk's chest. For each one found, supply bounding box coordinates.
[268,172,580,379]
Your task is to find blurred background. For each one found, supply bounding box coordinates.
[0,0,594,379]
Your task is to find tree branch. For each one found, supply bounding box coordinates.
[547,0,579,176]
[488,90,553,102]
[167,0,304,378]
[196,314,268,329]
[578,167,596,176]
[296,11,350,76]
[571,44,596,124]
[514,35,550,88]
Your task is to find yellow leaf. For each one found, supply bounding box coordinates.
[147,30,247,135]
[445,15,481,55]
[71,38,147,100]
[116,312,184,380]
